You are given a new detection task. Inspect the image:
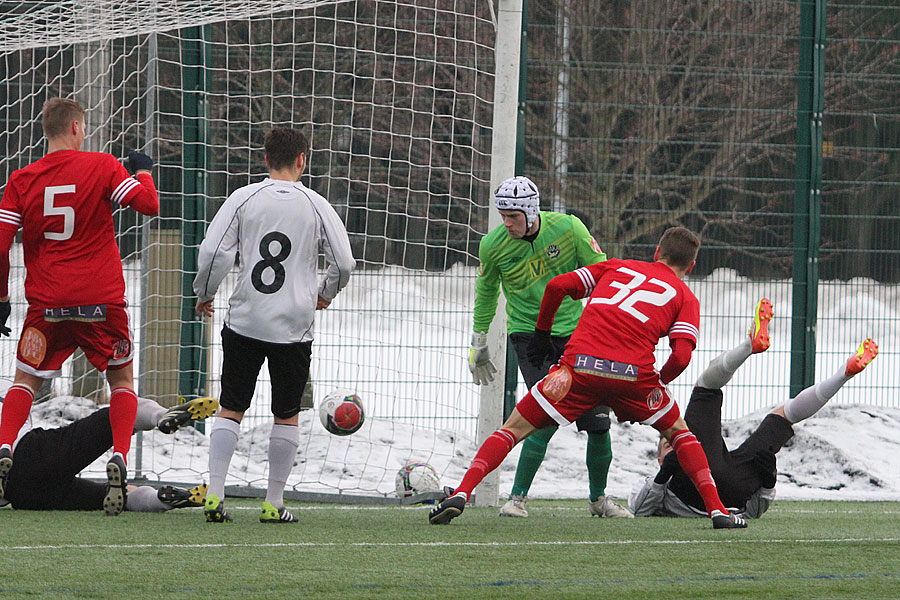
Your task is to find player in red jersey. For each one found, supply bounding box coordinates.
[430,227,747,529]
[0,97,159,515]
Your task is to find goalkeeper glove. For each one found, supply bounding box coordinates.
[752,449,778,488]
[127,150,154,173]
[468,332,496,385]
[654,450,682,484]
[526,328,553,367]
[0,300,9,336]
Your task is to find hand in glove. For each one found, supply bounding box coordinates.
[654,450,682,484]
[468,332,496,385]
[752,449,778,489]
[127,150,154,173]
[0,300,10,336]
[526,328,553,368]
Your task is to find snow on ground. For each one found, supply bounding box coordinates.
[27,396,900,502]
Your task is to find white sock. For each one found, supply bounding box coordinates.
[695,338,752,389]
[133,398,167,432]
[265,424,300,508]
[125,485,169,512]
[783,368,851,424]
[208,417,241,499]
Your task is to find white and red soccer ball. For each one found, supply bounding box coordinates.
[318,391,365,436]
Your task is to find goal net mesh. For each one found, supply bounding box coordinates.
[0,0,497,498]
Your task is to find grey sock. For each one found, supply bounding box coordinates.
[783,369,851,424]
[695,338,752,390]
[133,398,167,432]
[125,485,169,512]
[265,424,300,508]
[208,417,240,499]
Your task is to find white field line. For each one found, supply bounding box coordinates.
[3,538,898,552]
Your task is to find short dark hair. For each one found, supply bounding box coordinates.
[657,226,700,269]
[264,127,309,170]
[42,97,84,138]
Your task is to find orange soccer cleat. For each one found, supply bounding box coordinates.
[749,298,774,354]
[845,338,878,376]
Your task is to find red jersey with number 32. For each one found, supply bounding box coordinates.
[0,150,156,308]
[560,258,699,371]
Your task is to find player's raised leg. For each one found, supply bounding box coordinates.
[779,339,878,425]
[696,298,773,390]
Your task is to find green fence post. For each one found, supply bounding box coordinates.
[791,0,825,397]
[179,25,210,406]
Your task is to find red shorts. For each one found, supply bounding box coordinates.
[516,355,681,433]
[16,303,134,377]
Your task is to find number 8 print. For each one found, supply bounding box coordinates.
[251,231,292,294]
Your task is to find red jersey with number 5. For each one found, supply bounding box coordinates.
[537,258,699,372]
[0,149,158,308]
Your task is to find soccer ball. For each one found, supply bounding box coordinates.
[318,391,365,436]
[395,461,441,498]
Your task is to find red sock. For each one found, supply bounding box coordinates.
[671,429,727,516]
[0,385,35,447]
[455,429,517,500]
[109,387,138,461]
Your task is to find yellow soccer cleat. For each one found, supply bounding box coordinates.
[158,397,219,434]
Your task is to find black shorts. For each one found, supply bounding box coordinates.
[509,331,610,434]
[5,408,112,510]
[668,386,794,511]
[220,325,313,419]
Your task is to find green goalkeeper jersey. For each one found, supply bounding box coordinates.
[473,211,606,335]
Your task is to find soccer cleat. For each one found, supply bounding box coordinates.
[589,495,635,518]
[428,488,466,525]
[204,493,233,523]
[749,298,774,354]
[158,483,208,509]
[711,509,747,529]
[499,494,528,518]
[0,446,12,500]
[103,454,127,516]
[260,501,298,524]
[845,338,878,376]
[157,397,219,434]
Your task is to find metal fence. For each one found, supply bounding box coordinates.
[513,0,899,416]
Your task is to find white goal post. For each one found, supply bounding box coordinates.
[0,0,520,504]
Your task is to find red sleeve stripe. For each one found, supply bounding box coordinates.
[574,266,596,295]
[0,209,22,228]
[669,322,699,339]
[111,177,140,205]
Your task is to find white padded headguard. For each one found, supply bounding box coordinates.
[494,176,540,228]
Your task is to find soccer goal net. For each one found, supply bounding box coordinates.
[0,0,499,500]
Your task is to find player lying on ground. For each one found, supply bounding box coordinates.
[0,396,216,512]
[0,97,160,516]
[630,299,878,518]
[430,227,747,529]
[469,175,629,519]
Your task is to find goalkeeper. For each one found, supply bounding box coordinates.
[630,298,878,518]
[468,176,631,518]
[0,395,216,512]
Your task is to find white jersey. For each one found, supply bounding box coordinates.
[193,178,355,343]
